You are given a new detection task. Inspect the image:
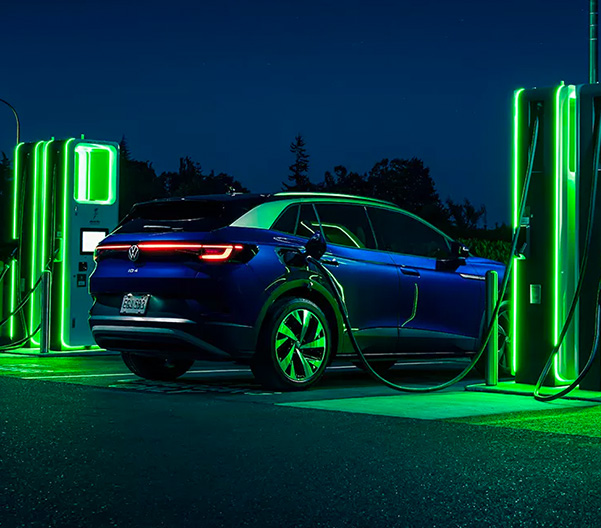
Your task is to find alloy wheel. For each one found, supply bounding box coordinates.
[498,309,511,373]
[275,309,327,382]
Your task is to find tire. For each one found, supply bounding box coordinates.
[497,303,512,377]
[251,298,332,391]
[121,352,194,381]
[476,301,512,377]
[353,359,397,375]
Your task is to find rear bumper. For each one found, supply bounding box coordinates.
[89,315,256,361]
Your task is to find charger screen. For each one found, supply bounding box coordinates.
[81,230,108,254]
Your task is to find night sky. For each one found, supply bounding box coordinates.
[0,0,591,223]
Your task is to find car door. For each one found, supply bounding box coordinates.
[366,206,483,352]
[313,202,402,355]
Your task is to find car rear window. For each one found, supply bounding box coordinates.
[116,197,265,233]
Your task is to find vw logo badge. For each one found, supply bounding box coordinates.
[128,245,140,262]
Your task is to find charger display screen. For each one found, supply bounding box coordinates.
[81,229,108,254]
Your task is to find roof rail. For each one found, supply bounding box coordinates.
[273,192,397,207]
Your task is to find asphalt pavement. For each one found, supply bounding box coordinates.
[1,356,601,527]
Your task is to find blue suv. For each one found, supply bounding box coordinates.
[90,193,506,390]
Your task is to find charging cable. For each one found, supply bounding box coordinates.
[298,118,540,393]
[533,110,601,401]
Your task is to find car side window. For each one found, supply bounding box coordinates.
[296,204,320,238]
[314,204,376,249]
[367,207,451,258]
[271,205,299,235]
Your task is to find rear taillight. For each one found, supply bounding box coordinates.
[94,242,250,262]
[94,244,130,261]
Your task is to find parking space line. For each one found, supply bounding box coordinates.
[20,368,256,380]
[16,362,450,381]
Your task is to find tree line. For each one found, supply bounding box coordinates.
[0,135,508,248]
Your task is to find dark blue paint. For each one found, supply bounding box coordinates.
[89,200,505,361]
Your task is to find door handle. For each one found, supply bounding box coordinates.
[321,258,339,266]
[400,267,420,277]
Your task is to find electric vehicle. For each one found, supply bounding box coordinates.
[89,193,507,391]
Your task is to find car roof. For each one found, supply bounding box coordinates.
[133,192,399,209]
[271,192,397,207]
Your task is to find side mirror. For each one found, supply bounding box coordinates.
[450,241,470,259]
[305,232,327,260]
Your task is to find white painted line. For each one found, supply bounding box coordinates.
[20,368,252,380]
[188,368,251,374]
[22,372,136,380]
[19,361,458,380]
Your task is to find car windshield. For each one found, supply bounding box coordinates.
[116,197,266,233]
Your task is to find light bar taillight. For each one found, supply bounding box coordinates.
[94,243,246,261]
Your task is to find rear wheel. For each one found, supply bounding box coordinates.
[251,298,332,391]
[121,352,194,381]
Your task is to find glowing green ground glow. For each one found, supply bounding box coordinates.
[279,391,592,421]
[452,403,601,438]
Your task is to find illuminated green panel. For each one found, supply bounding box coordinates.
[9,143,24,339]
[512,85,574,385]
[553,85,562,381]
[29,141,45,346]
[511,88,524,375]
[60,138,80,349]
[568,96,576,173]
[553,85,578,384]
[40,140,54,275]
[74,143,117,204]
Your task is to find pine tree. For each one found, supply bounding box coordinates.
[283,134,311,191]
[117,138,164,218]
[0,152,12,243]
[119,135,131,161]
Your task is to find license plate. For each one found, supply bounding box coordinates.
[120,294,150,315]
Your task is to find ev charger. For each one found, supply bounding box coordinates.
[4,138,119,351]
[511,83,601,393]
[512,84,579,386]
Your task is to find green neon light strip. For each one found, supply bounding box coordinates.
[512,88,524,375]
[32,140,55,347]
[30,141,45,346]
[553,85,568,383]
[553,85,575,384]
[74,143,117,205]
[553,85,561,379]
[61,139,99,349]
[40,140,54,275]
[9,143,24,339]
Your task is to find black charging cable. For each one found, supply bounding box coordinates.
[299,117,540,393]
[533,109,601,401]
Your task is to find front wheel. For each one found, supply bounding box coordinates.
[476,301,512,377]
[497,303,512,376]
[251,298,332,391]
[121,352,194,381]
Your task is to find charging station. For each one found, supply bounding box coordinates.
[466,82,601,399]
[1,138,119,352]
[511,84,579,387]
[575,84,601,392]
